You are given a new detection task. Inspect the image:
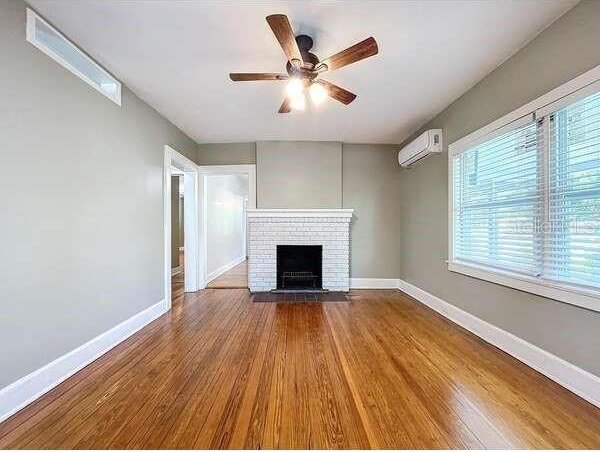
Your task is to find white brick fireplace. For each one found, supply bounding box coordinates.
[247,209,353,292]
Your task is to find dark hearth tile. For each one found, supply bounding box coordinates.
[251,291,349,302]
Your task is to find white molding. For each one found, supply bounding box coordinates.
[350,278,400,289]
[0,300,166,423]
[448,62,600,154]
[171,266,182,276]
[164,145,202,310]
[206,255,246,284]
[248,209,354,218]
[397,279,600,408]
[197,164,257,211]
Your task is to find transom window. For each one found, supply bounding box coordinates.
[26,8,121,105]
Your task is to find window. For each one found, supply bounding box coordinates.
[545,91,600,288]
[449,75,600,311]
[26,8,121,105]
[453,118,541,275]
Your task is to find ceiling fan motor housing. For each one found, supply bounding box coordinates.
[286,35,320,78]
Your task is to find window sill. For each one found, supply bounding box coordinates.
[448,261,600,313]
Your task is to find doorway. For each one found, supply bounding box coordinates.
[163,145,201,310]
[199,165,256,289]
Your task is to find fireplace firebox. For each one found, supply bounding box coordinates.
[276,245,322,290]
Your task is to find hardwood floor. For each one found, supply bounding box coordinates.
[1,288,599,449]
[206,259,248,288]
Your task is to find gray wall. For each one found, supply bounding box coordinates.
[256,141,342,209]
[197,141,402,279]
[398,0,600,375]
[196,142,256,165]
[343,144,401,279]
[0,0,197,388]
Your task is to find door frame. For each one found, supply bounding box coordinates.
[163,145,201,310]
[197,164,256,286]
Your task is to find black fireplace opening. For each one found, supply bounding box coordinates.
[276,245,322,290]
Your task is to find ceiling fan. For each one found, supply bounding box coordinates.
[229,14,379,113]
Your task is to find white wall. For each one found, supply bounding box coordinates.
[206,174,248,278]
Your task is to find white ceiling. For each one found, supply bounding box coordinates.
[29,0,577,144]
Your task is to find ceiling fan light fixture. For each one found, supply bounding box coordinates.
[231,14,378,113]
[309,82,328,105]
[289,93,306,111]
[285,77,304,99]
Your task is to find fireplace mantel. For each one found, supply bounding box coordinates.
[247,208,354,218]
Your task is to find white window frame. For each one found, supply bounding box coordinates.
[26,8,122,106]
[448,64,600,313]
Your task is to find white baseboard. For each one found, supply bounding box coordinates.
[350,278,400,289]
[397,279,600,408]
[171,265,182,276]
[206,255,246,284]
[0,300,167,423]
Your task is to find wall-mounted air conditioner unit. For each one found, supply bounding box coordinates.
[398,129,443,167]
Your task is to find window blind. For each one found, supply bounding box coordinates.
[453,120,542,275]
[545,91,600,288]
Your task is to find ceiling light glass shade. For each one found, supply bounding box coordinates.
[286,78,304,98]
[290,93,306,111]
[309,82,328,105]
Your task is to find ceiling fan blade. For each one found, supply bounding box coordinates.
[316,80,357,105]
[318,37,378,72]
[266,14,303,66]
[229,73,288,81]
[278,97,292,113]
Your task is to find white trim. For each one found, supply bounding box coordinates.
[0,300,166,423]
[350,278,400,289]
[198,164,256,287]
[536,78,600,118]
[397,279,600,408]
[448,145,455,264]
[448,114,534,157]
[448,261,600,313]
[171,266,182,276]
[164,146,202,310]
[206,255,246,284]
[25,8,121,106]
[248,209,354,218]
[198,164,257,211]
[448,63,600,154]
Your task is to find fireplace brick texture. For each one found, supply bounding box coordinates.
[248,215,351,292]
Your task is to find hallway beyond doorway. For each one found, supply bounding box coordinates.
[206,259,247,289]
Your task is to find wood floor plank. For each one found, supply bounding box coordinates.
[1,286,599,449]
